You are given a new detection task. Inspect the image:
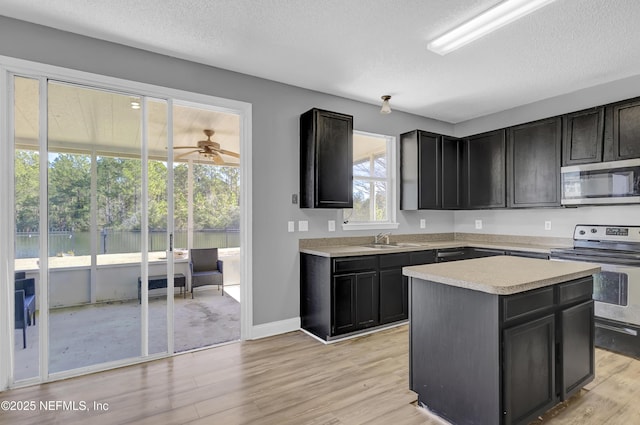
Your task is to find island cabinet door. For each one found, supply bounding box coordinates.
[332,274,357,335]
[560,300,595,400]
[503,314,557,425]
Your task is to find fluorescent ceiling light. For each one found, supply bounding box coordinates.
[427,0,556,55]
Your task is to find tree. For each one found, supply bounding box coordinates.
[14,150,40,231]
[48,153,91,231]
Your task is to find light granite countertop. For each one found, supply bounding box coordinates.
[300,239,567,258]
[403,256,600,295]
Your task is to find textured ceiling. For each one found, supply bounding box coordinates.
[2,0,640,123]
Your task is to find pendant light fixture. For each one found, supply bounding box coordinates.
[380,95,392,114]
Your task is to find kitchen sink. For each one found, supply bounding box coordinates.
[361,244,398,249]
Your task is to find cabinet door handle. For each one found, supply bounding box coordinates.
[437,251,466,258]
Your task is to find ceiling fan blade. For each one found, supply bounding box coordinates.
[217,149,240,158]
[174,146,200,149]
[175,149,199,160]
[211,153,225,165]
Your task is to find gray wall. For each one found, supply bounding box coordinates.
[454,205,640,239]
[455,73,640,137]
[0,16,454,326]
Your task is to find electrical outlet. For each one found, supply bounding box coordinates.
[420,219,426,229]
[475,220,483,230]
[292,194,298,204]
[545,221,552,231]
[328,220,336,232]
[298,220,308,232]
[288,221,295,232]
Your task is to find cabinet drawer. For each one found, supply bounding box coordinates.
[558,277,593,306]
[333,256,377,274]
[503,287,555,323]
[379,253,411,269]
[409,250,436,266]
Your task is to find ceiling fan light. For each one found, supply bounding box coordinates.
[380,95,392,114]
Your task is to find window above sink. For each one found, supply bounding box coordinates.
[343,130,399,231]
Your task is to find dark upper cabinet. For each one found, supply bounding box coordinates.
[400,131,462,210]
[441,136,463,209]
[508,117,562,208]
[300,108,353,208]
[609,99,640,161]
[463,129,506,208]
[400,130,441,209]
[562,107,604,165]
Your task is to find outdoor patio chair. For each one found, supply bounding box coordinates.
[189,248,224,298]
[15,274,36,326]
[15,289,27,349]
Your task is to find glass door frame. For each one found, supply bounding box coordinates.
[0,55,253,390]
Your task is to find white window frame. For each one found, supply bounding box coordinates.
[342,130,399,231]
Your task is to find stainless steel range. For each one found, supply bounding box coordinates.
[550,224,640,358]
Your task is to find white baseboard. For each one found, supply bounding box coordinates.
[250,317,300,340]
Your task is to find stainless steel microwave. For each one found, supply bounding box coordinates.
[561,158,640,205]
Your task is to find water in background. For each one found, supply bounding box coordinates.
[15,229,240,258]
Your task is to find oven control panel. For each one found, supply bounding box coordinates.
[574,225,640,242]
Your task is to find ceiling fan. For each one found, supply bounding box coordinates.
[173,129,240,166]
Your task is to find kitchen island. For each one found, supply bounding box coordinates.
[403,256,600,425]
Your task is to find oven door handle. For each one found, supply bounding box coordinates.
[596,322,639,336]
[550,257,640,269]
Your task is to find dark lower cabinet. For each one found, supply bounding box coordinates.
[503,314,556,425]
[302,250,435,340]
[353,271,379,329]
[332,274,357,334]
[560,300,595,399]
[379,268,407,324]
[331,271,379,334]
[410,275,594,425]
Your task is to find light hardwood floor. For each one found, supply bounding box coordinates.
[0,325,639,425]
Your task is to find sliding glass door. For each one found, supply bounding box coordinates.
[11,78,174,381]
[6,66,245,387]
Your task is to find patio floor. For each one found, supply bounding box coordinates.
[13,284,240,382]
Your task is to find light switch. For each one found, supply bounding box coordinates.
[328,220,336,232]
[545,221,552,231]
[420,219,426,229]
[475,220,483,230]
[288,221,295,232]
[298,220,309,232]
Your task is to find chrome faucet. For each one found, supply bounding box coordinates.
[374,232,391,245]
